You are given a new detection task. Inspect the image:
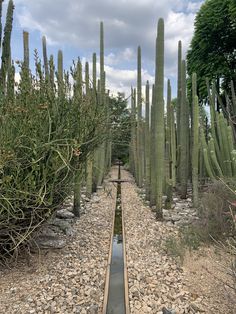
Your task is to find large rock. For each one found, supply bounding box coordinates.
[34,235,67,249]
[49,218,75,236]
[56,209,75,219]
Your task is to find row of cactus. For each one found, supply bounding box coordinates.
[129,17,236,219]
[0,1,110,260]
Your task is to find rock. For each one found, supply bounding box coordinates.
[56,209,75,219]
[49,218,74,236]
[162,307,176,314]
[189,303,205,312]
[34,235,66,249]
[87,304,98,314]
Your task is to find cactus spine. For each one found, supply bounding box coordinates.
[155,18,165,219]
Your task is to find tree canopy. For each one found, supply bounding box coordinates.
[187,0,236,103]
[109,94,131,164]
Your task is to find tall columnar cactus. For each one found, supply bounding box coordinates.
[0,0,14,92]
[192,73,199,207]
[201,128,215,179]
[208,138,223,177]
[206,79,221,165]
[85,61,93,198]
[219,113,232,177]
[0,0,3,48]
[97,21,106,186]
[57,50,64,97]
[42,35,49,79]
[23,31,29,70]
[155,18,165,219]
[133,87,138,182]
[179,60,188,199]
[165,79,173,209]
[150,83,156,206]
[73,58,83,217]
[92,52,99,191]
[176,40,182,181]
[49,55,55,89]
[170,102,176,187]
[145,80,150,199]
[130,87,137,176]
[137,46,143,187]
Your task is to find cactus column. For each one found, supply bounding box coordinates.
[150,84,156,206]
[137,46,143,187]
[145,80,150,199]
[86,61,93,198]
[179,60,189,199]
[155,18,165,219]
[176,41,182,182]
[192,73,199,207]
[97,21,106,186]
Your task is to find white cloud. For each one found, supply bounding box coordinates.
[12,0,203,96]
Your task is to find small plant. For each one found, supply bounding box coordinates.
[164,236,185,264]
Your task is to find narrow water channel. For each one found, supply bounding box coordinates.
[106,165,126,314]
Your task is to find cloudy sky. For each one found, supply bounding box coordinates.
[9,0,203,97]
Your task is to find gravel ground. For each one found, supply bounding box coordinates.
[0,168,118,314]
[121,169,235,314]
[0,167,235,314]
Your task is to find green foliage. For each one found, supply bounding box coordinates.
[187,0,236,103]
[0,4,107,260]
[110,94,131,164]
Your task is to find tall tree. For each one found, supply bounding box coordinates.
[187,0,236,104]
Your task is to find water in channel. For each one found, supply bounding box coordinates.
[106,166,126,314]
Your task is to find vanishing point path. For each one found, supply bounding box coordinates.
[0,167,229,314]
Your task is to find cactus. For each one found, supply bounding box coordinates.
[219,113,232,177]
[192,73,199,207]
[57,49,64,97]
[155,18,165,219]
[23,31,29,70]
[130,87,137,177]
[0,0,3,48]
[209,138,223,177]
[97,21,106,186]
[201,129,215,179]
[0,0,14,92]
[42,35,49,79]
[170,103,176,188]
[179,60,189,199]
[145,80,150,199]
[85,61,93,198]
[49,55,55,90]
[92,52,99,191]
[150,84,156,205]
[137,45,143,187]
[165,79,173,209]
[73,58,83,217]
[176,40,182,181]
